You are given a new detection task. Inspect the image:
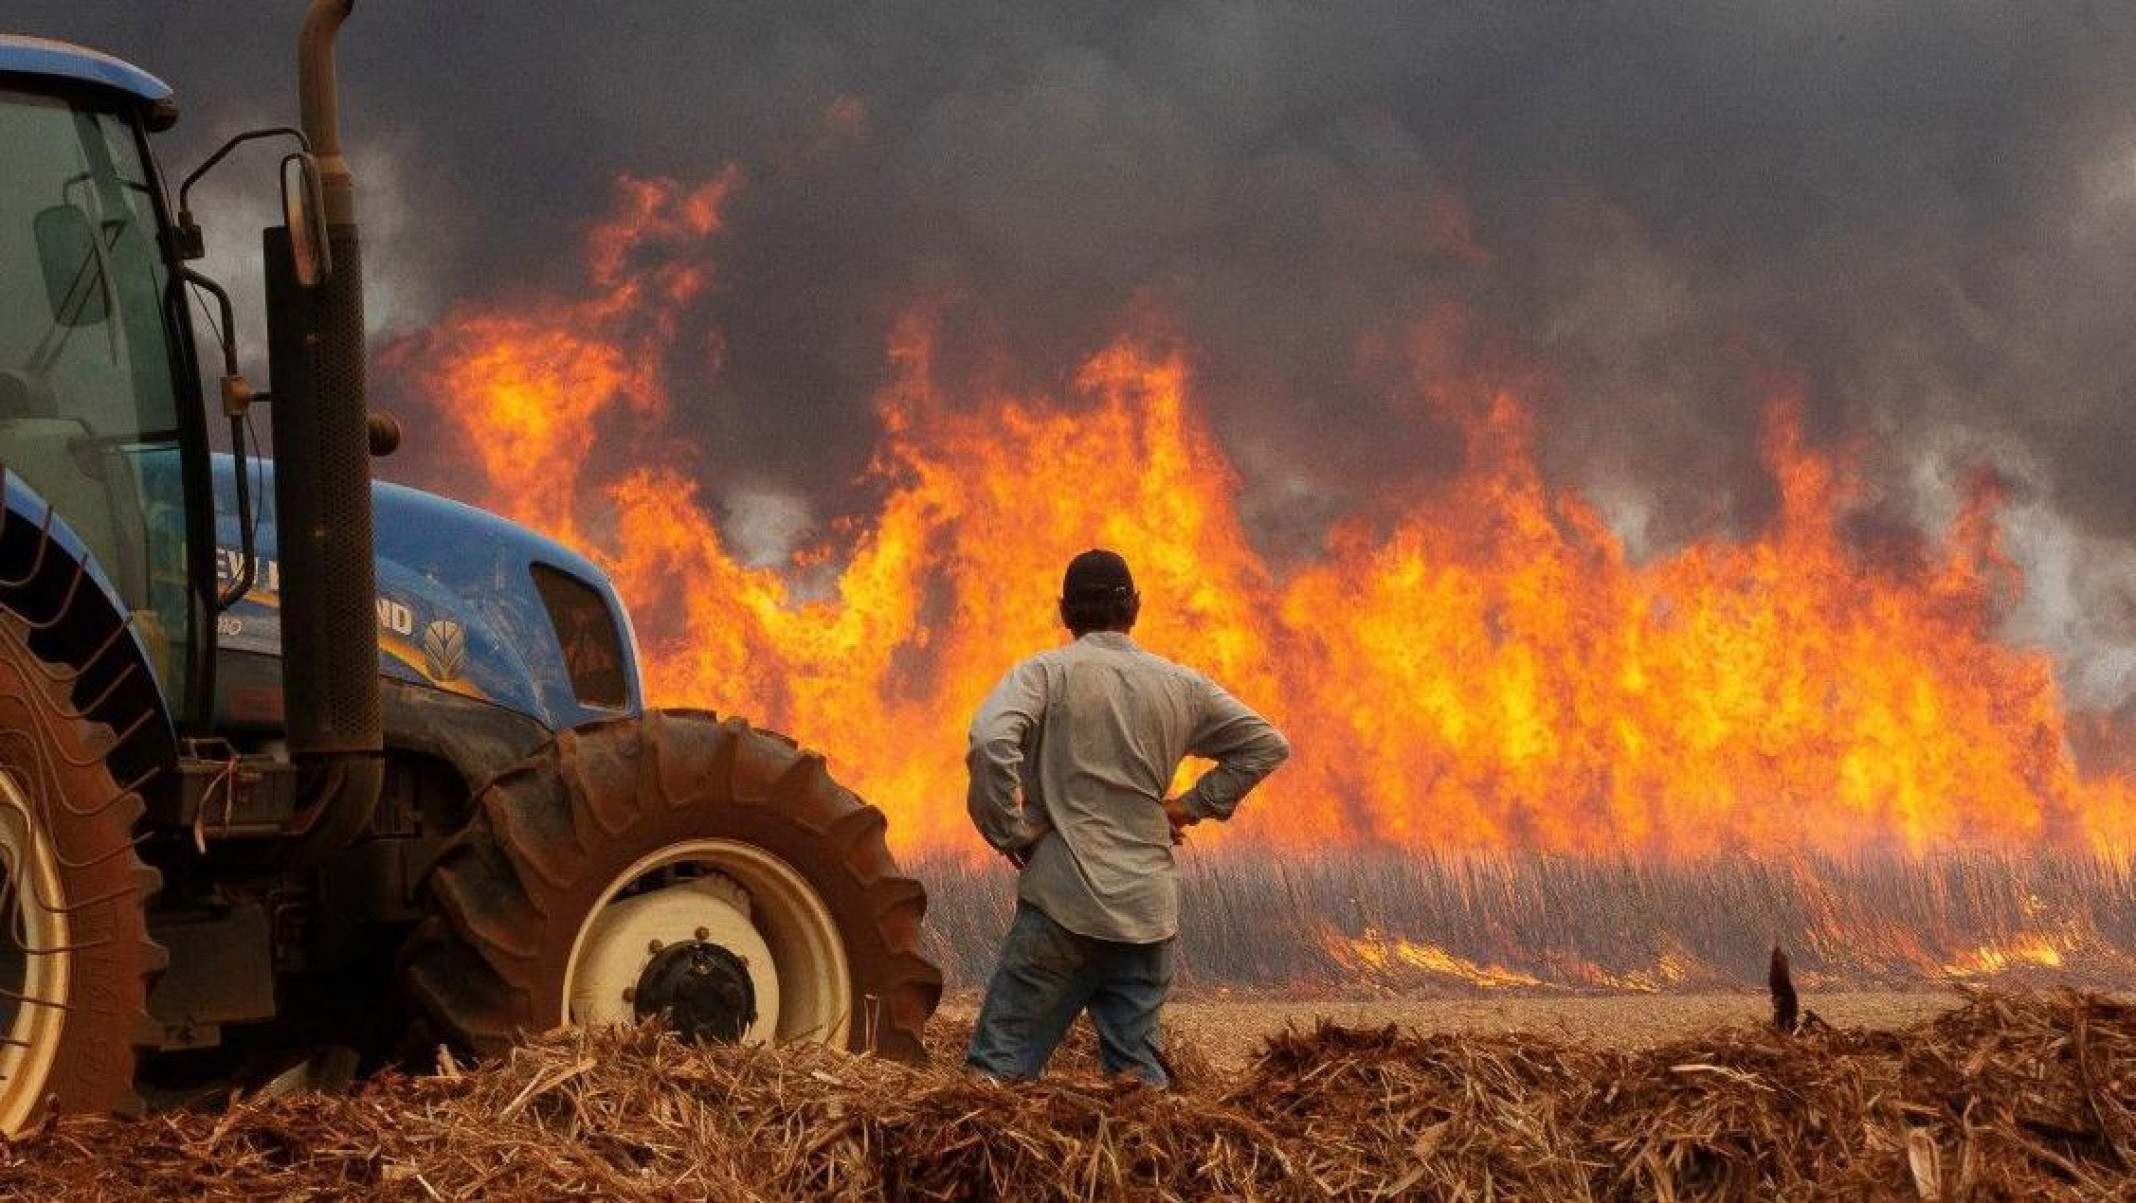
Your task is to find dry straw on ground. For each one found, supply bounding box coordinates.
[1,990,2131,1200]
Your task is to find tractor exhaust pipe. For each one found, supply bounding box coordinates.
[264,0,382,853]
[299,0,356,228]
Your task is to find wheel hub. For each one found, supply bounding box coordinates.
[632,940,757,1043]
[562,841,852,1049]
[565,871,784,1044]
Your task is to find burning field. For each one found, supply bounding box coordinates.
[377,175,2136,997]
[6,990,2134,1199]
[389,170,2136,861]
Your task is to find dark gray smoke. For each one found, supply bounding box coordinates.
[17,1,2136,705]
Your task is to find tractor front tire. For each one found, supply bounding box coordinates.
[0,607,161,1132]
[405,710,941,1062]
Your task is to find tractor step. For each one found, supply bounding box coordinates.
[146,902,278,1049]
[152,742,302,835]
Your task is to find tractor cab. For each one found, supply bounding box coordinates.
[0,39,211,720]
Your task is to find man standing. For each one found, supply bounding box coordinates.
[965,549,1289,1085]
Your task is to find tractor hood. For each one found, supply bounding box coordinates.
[206,455,643,732]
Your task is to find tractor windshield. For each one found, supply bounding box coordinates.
[0,87,192,701]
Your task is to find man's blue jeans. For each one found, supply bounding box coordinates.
[966,902,1175,1086]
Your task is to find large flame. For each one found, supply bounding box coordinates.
[387,174,2136,859]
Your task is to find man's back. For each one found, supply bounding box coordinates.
[963,549,1288,1086]
[968,630,1289,944]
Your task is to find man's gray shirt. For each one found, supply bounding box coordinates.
[966,631,1290,944]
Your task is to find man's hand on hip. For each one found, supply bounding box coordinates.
[1161,796,1197,844]
[1002,817,1052,869]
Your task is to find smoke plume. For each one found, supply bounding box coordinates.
[21,0,2136,718]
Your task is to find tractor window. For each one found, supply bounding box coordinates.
[531,563,628,710]
[0,88,190,700]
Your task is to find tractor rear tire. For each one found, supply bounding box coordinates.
[0,606,162,1132]
[405,710,941,1062]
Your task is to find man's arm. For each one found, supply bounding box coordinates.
[966,660,1052,859]
[1173,676,1289,825]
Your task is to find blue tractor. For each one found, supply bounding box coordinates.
[0,4,939,1124]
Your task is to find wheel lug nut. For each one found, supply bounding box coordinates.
[622,987,635,1003]
[694,927,709,941]
[648,939,663,953]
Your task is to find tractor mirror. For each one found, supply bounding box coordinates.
[32,204,109,327]
[281,153,332,289]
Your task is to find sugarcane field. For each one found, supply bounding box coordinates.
[6,1,2136,1199]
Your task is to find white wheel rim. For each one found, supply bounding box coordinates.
[561,839,851,1048]
[0,770,70,1135]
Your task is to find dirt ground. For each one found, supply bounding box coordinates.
[937,990,1967,1067]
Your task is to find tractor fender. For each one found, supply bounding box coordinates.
[0,470,177,785]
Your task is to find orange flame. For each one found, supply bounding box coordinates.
[1941,935,2068,978]
[388,173,2136,859]
[1323,927,1547,990]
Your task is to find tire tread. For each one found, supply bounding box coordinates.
[409,711,941,1062]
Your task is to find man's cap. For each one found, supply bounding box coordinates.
[1063,548,1136,599]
